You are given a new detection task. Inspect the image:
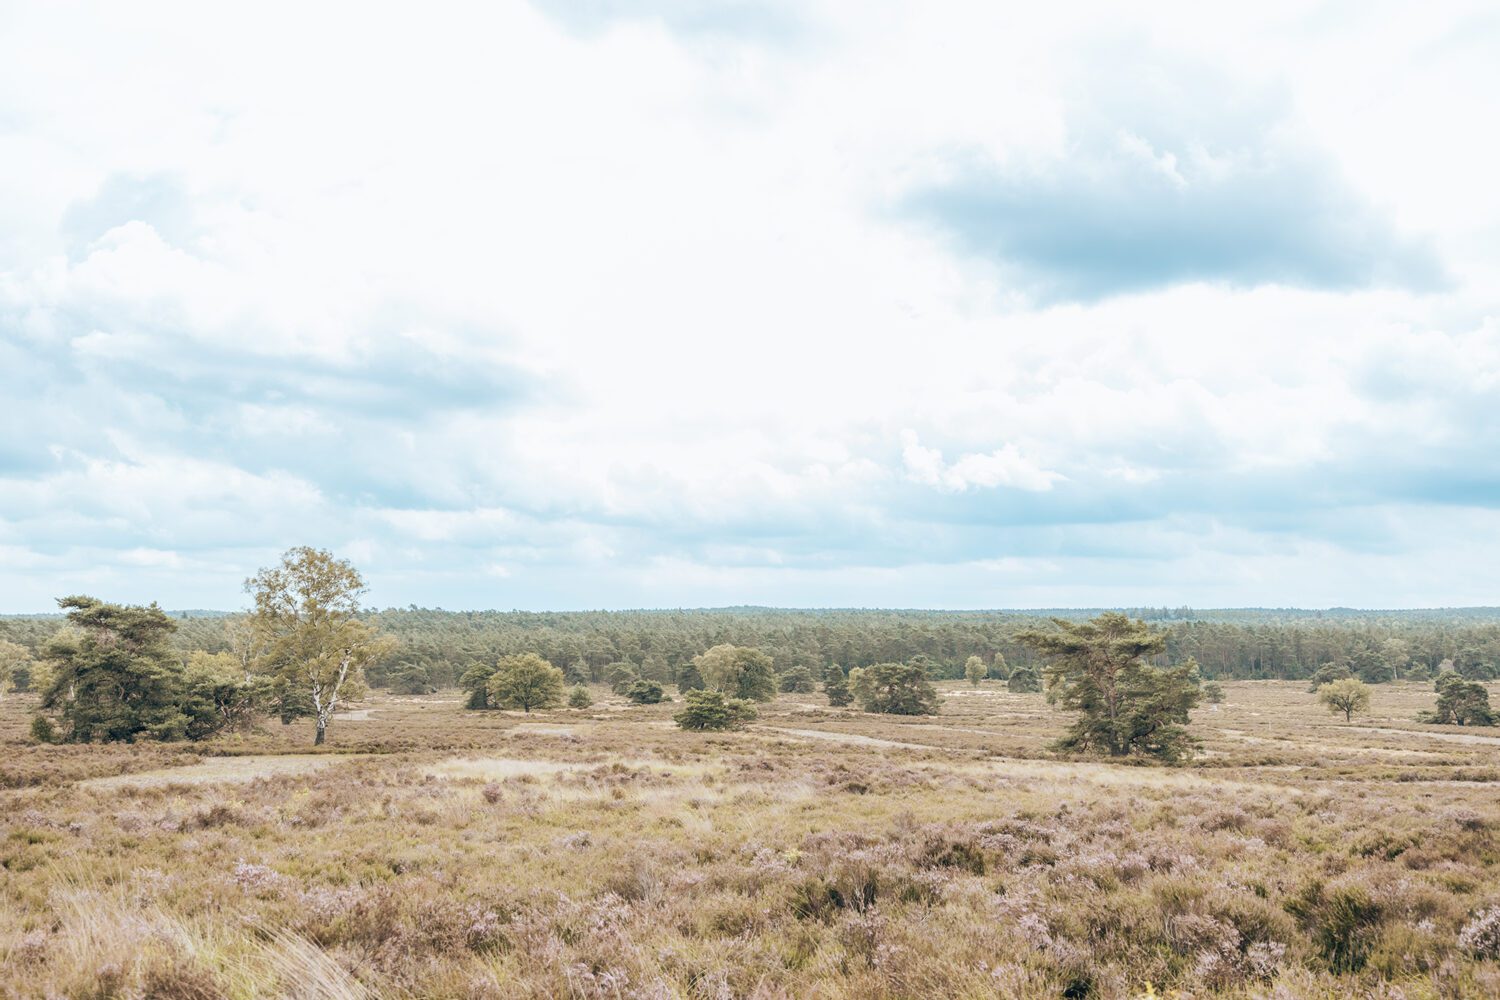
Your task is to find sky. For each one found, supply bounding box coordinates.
[2,1,1499,612]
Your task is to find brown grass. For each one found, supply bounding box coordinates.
[3,680,1500,997]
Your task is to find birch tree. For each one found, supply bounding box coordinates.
[245,547,394,746]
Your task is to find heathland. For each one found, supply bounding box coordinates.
[5,665,1500,997]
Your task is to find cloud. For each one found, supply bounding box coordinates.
[901,49,1446,302]
[900,431,1062,492]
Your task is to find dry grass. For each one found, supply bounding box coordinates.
[4,680,1500,998]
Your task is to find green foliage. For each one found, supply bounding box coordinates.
[1007,664,1041,693]
[1287,881,1385,973]
[963,655,986,686]
[29,714,55,744]
[626,679,665,704]
[387,662,437,695]
[1349,648,1392,684]
[567,684,593,709]
[459,662,496,710]
[605,662,639,694]
[486,653,566,712]
[778,666,816,693]
[1307,662,1352,692]
[41,596,189,742]
[1420,672,1495,726]
[1317,678,1371,722]
[848,661,941,716]
[1202,679,1225,704]
[0,638,28,696]
[673,689,757,731]
[1016,613,1200,762]
[245,547,393,745]
[692,644,777,702]
[822,664,852,707]
[675,663,705,692]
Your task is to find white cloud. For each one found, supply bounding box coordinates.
[0,1,1498,609]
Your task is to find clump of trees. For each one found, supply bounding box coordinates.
[1017,613,1200,763]
[674,689,757,731]
[487,653,566,712]
[778,666,816,693]
[1317,678,1371,723]
[1418,672,1494,726]
[849,661,941,715]
[33,596,268,743]
[693,645,777,702]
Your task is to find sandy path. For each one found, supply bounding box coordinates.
[81,754,367,790]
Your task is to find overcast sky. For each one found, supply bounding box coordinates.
[2,1,1498,612]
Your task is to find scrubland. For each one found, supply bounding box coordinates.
[5,682,1500,998]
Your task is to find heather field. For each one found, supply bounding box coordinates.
[5,681,1500,999]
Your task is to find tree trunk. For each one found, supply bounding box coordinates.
[315,718,327,745]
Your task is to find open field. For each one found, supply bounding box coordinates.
[6,681,1500,998]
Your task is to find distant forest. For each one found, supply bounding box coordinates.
[7,605,1500,689]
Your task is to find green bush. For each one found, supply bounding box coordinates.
[849,662,941,715]
[29,715,55,744]
[823,665,852,707]
[778,666,816,693]
[1007,664,1041,693]
[626,679,665,704]
[674,690,757,731]
[567,685,593,709]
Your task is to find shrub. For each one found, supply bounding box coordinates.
[1459,906,1500,959]
[605,662,639,694]
[567,685,593,709]
[29,715,55,744]
[779,666,816,693]
[1317,678,1371,723]
[1286,880,1385,973]
[459,662,496,710]
[676,663,705,692]
[963,655,987,686]
[486,654,566,712]
[849,662,941,715]
[1308,662,1352,692]
[1202,680,1225,704]
[693,645,777,702]
[1007,664,1041,693]
[387,662,437,695]
[1419,672,1495,726]
[823,665,852,707]
[674,690,757,731]
[626,679,664,704]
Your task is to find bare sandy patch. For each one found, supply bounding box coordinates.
[759,727,940,751]
[82,755,366,791]
[508,723,583,737]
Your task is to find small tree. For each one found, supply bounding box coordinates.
[676,662,705,692]
[180,654,272,739]
[459,662,497,709]
[388,662,437,695]
[1016,613,1200,762]
[1007,664,1041,693]
[605,662,639,694]
[1420,672,1494,726]
[245,547,395,746]
[0,639,29,701]
[568,685,593,709]
[849,661,941,715]
[964,655,987,687]
[40,596,188,742]
[674,689,757,731]
[1202,680,1225,704]
[779,666,816,693]
[626,679,665,704]
[692,644,777,702]
[1307,662,1351,692]
[487,653,566,713]
[823,664,852,707]
[1318,678,1371,723]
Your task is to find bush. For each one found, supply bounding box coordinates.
[567,685,593,709]
[459,662,496,710]
[674,690,757,731]
[29,715,55,744]
[626,679,665,704]
[823,666,852,707]
[963,655,987,686]
[387,662,437,695]
[1419,672,1495,726]
[676,663,705,692]
[486,654,566,712]
[1317,678,1371,723]
[1007,664,1041,693]
[692,645,777,702]
[605,662,639,694]
[779,666,816,693]
[1308,662,1352,692]
[1202,680,1225,704]
[849,662,941,715]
